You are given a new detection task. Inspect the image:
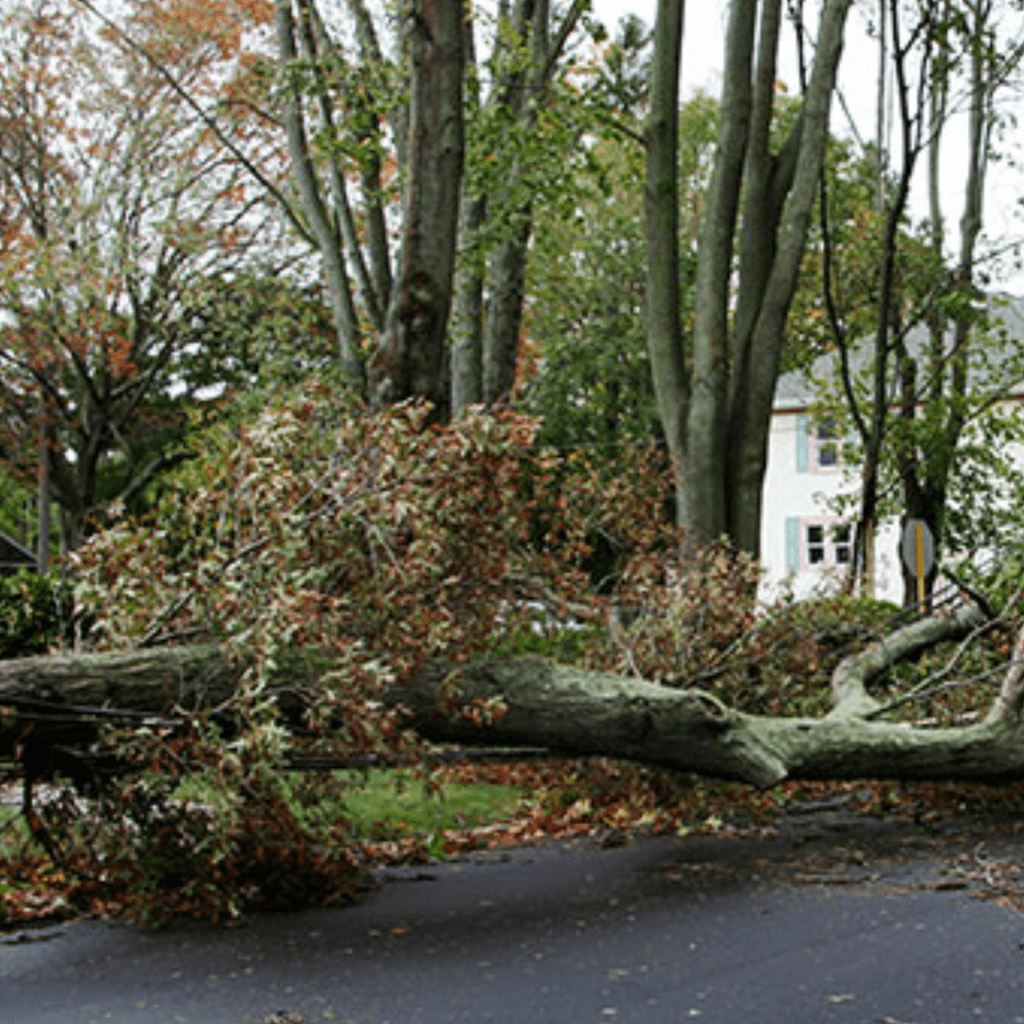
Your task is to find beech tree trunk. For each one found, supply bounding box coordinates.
[5,603,1024,788]
[275,0,365,389]
[647,0,854,553]
[644,0,687,522]
[372,0,465,420]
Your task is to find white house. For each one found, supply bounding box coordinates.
[759,295,1024,603]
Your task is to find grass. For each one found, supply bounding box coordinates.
[0,802,29,850]
[0,766,529,929]
[0,768,526,856]
[342,768,525,838]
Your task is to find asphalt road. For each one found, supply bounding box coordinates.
[3,811,1024,1024]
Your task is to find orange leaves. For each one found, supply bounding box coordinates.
[126,0,247,65]
[103,329,137,381]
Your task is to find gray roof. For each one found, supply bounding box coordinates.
[774,293,1024,410]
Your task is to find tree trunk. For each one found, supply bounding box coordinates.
[275,0,366,391]
[478,0,585,407]
[451,191,487,414]
[36,397,50,575]
[7,603,1024,788]
[644,0,687,523]
[482,224,531,405]
[450,14,487,416]
[372,0,465,421]
[685,0,756,544]
[726,0,851,557]
[650,0,854,553]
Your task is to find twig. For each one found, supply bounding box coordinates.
[866,579,1023,720]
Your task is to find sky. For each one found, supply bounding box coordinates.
[589,0,1024,291]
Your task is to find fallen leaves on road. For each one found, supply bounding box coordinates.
[6,760,1024,930]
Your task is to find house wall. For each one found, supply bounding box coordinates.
[759,409,902,604]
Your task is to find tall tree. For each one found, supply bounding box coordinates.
[371,0,465,420]
[892,0,1024,603]
[273,0,592,419]
[0,0,293,549]
[452,0,591,412]
[830,0,938,594]
[813,0,1024,601]
[645,0,855,557]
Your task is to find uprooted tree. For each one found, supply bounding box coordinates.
[2,400,1024,793]
[3,597,1024,791]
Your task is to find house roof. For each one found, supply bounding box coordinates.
[0,529,38,576]
[774,292,1024,412]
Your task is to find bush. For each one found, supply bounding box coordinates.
[0,569,72,659]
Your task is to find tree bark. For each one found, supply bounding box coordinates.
[275,0,366,391]
[6,603,1024,789]
[655,0,853,553]
[644,0,687,523]
[450,14,487,416]
[372,0,465,421]
[36,392,51,574]
[727,0,851,558]
[685,0,756,543]
[479,0,585,406]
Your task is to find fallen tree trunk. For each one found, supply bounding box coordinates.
[0,644,238,713]
[2,602,1021,788]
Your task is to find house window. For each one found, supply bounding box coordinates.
[807,524,826,564]
[796,414,842,473]
[816,419,838,468]
[787,517,852,573]
[804,520,851,568]
[833,524,852,564]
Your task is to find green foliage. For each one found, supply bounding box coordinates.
[579,549,901,717]
[0,569,71,659]
[518,94,719,459]
[520,133,658,455]
[30,700,369,926]
[169,271,340,409]
[811,297,1024,564]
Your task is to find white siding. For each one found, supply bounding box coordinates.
[760,410,902,603]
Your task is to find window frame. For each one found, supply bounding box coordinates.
[792,516,853,572]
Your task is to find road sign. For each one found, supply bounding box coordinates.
[901,518,935,609]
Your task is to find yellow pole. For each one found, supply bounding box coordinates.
[915,521,925,611]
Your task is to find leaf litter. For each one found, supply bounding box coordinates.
[5,760,1024,931]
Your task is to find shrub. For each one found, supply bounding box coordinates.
[0,569,72,659]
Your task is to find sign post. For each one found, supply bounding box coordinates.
[900,518,935,612]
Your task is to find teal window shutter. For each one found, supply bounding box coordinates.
[785,518,800,573]
[796,413,809,472]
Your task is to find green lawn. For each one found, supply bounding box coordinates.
[342,769,525,837]
[0,768,526,859]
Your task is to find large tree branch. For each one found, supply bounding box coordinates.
[829,602,985,717]
[5,603,1024,790]
[275,0,366,390]
[296,0,385,331]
